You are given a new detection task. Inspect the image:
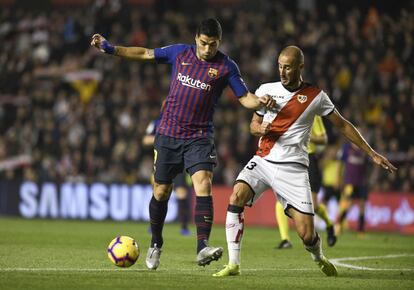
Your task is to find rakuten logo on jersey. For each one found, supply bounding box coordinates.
[177,73,211,91]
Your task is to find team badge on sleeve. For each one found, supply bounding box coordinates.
[297,94,307,103]
[208,68,218,78]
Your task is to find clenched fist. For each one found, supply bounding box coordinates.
[258,94,276,110]
[90,34,115,54]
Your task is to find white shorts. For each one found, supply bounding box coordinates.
[236,155,314,216]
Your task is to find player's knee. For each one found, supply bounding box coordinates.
[153,183,173,201]
[301,232,315,245]
[192,171,212,196]
[193,178,212,196]
[229,185,251,207]
[229,192,246,207]
[298,230,314,244]
[296,224,314,244]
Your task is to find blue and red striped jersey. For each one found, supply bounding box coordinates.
[154,44,248,139]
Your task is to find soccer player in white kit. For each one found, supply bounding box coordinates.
[213,46,397,277]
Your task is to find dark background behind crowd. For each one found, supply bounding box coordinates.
[0,0,413,192]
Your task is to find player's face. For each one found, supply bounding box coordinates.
[278,54,303,89]
[195,34,220,61]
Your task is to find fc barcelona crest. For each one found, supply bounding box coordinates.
[297,94,307,103]
[208,68,218,78]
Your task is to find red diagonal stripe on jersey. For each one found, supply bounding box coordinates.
[256,86,321,157]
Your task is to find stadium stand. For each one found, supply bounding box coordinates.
[0,0,412,192]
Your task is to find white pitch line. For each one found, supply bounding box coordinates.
[331,253,414,271]
[0,268,140,272]
[2,254,413,273]
[332,254,414,262]
[0,267,317,273]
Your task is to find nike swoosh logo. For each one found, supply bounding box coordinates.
[209,155,216,159]
[181,62,192,66]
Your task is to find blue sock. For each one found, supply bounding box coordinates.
[149,196,168,248]
[195,196,213,253]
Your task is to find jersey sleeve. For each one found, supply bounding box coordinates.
[226,59,249,98]
[154,44,188,64]
[254,85,266,116]
[316,91,335,116]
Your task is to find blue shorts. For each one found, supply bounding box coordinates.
[153,134,217,184]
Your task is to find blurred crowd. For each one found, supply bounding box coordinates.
[0,0,413,192]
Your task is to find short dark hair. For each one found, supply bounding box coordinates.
[196,18,222,39]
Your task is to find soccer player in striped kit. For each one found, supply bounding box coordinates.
[91,18,275,270]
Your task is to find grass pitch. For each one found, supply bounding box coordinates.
[0,217,413,290]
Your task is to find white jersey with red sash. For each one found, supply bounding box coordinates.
[254,82,335,167]
[235,82,335,214]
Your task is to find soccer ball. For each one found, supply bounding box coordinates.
[107,236,140,267]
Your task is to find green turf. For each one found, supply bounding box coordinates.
[0,217,413,290]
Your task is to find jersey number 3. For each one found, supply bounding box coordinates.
[246,161,257,170]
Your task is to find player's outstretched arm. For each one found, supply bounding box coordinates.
[239,92,276,110]
[90,34,155,62]
[326,109,397,173]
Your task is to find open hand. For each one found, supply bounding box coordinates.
[371,152,397,173]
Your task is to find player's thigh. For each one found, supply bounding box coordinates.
[235,156,271,207]
[154,134,184,184]
[183,137,217,175]
[273,164,314,216]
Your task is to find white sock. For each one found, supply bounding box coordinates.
[304,233,323,262]
[225,211,244,265]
